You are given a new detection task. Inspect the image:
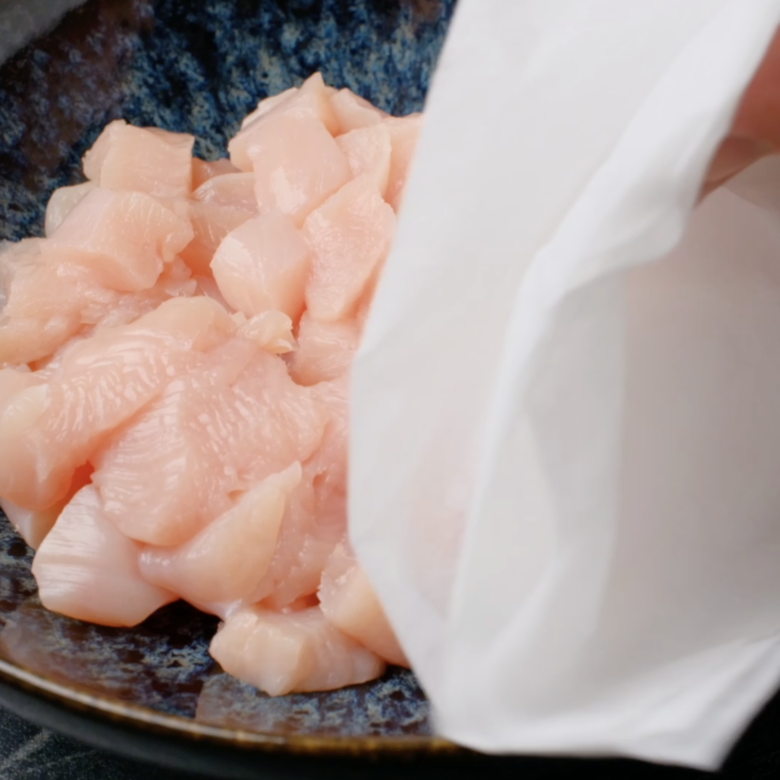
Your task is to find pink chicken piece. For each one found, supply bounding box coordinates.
[251,377,349,609]
[0,366,43,407]
[0,239,136,320]
[353,262,383,337]
[83,120,195,199]
[179,201,253,278]
[287,312,359,386]
[182,173,259,279]
[0,297,235,510]
[44,182,96,236]
[306,376,350,533]
[1,497,62,552]
[383,114,423,213]
[84,257,197,334]
[211,212,311,320]
[93,339,256,547]
[309,376,349,480]
[0,463,93,550]
[336,124,392,198]
[250,472,338,610]
[50,187,193,292]
[303,175,396,322]
[192,274,231,310]
[229,74,339,172]
[0,240,120,366]
[32,485,175,627]
[195,172,258,214]
[248,113,351,226]
[191,158,240,190]
[209,605,385,696]
[330,88,388,133]
[93,340,325,547]
[0,240,199,368]
[239,87,298,130]
[139,462,301,613]
[0,315,81,370]
[319,542,408,667]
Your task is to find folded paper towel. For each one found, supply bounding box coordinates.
[350,0,780,769]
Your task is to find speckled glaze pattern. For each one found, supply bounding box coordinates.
[0,0,453,751]
[0,0,454,242]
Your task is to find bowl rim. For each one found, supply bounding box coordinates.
[0,656,460,757]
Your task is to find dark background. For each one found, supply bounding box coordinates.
[3,697,780,780]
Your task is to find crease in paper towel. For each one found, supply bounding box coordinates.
[350,0,780,769]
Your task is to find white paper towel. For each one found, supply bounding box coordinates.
[349,0,780,769]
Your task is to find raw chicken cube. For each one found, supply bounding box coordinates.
[251,472,338,609]
[229,74,339,172]
[354,264,382,336]
[248,113,351,225]
[87,291,235,353]
[44,182,96,236]
[192,157,240,189]
[180,201,253,278]
[330,88,387,133]
[319,542,408,667]
[0,496,60,552]
[195,172,258,214]
[2,242,119,320]
[92,338,256,547]
[285,73,339,133]
[93,342,325,546]
[0,297,235,509]
[139,463,301,611]
[192,274,231,309]
[0,244,195,366]
[50,188,193,292]
[211,213,311,320]
[239,86,298,130]
[32,485,175,626]
[0,240,121,365]
[0,316,81,369]
[0,462,93,550]
[252,379,349,609]
[209,605,385,696]
[336,124,392,197]
[287,313,359,386]
[303,175,396,321]
[383,114,423,212]
[83,120,195,199]
[88,258,197,333]
[0,366,43,406]
[305,377,349,538]
[308,376,349,489]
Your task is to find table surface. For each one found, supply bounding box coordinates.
[4,698,780,780]
[0,706,201,780]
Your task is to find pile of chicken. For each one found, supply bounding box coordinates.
[0,73,418,694]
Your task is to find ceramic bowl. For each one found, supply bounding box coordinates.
[0,2,460,776]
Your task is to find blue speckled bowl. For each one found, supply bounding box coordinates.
[6,6,780,780]
[0,1,459,775]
